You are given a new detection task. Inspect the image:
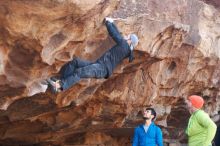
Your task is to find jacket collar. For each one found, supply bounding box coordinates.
[141,122,155,128]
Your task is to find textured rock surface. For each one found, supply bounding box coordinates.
[0,0,220,145]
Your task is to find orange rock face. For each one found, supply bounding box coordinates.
[0,0,219,145]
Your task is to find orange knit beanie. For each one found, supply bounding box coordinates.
[188,95,204,109]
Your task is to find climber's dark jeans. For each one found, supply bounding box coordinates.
[59,58,108,90]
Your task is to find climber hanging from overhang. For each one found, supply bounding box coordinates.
[46,17,139,93]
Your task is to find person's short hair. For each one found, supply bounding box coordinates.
[146,107,157,121]
[130,34,139,50]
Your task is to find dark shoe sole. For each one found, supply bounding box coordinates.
[50,76,60,82]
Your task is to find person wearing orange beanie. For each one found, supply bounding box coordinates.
[185,95,217,146]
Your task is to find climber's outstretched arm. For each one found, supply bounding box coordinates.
[105,17,123,44]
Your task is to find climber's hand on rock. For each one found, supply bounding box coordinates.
[105,17,114,23]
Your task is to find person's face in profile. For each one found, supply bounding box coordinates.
[143,109,154,120]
